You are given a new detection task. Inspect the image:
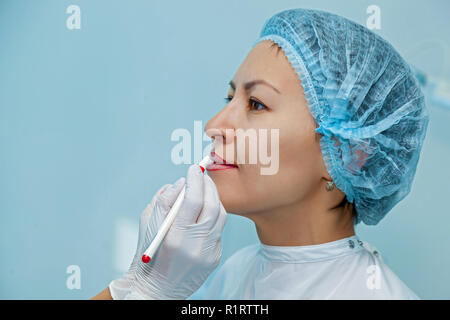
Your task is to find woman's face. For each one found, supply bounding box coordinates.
[205,40,329,218]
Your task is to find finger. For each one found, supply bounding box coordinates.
[174,164,204,226]
[196,174,220,227]
[207,203,227,243]
[139,183,172,226]
[158,184,171,195]
[156,177,186,213]
[149,184,171,211]
[216,203,227,232]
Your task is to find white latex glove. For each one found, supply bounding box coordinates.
[108,183,172,300]
[124,164,227,300]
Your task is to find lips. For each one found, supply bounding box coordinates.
[206,151,238,171]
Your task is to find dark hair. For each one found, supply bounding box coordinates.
[270,41,283,53]
[336,196,358,222]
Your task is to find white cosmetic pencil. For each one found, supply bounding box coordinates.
[141,155,212,263]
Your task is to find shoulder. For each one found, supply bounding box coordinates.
[333,241,420,300]
[371,255,420,299]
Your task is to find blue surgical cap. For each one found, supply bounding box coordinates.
[253,9,429,225]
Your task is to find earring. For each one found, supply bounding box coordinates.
[325,181,335,191]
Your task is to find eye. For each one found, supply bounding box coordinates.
[249,98,268,111]
[223,96,269,112]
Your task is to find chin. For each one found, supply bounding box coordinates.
[207,171,264,217]
[211,184,247,215]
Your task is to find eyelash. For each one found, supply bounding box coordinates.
[224,96,268,111]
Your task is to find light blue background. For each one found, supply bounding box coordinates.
[1,0,449,299]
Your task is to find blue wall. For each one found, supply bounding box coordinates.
[1,0,449,299]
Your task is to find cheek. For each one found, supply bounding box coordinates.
[277,130,322,199]
[213,129,323,215]
[258,116,324,207]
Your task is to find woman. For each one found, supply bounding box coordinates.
[93,8,428,300]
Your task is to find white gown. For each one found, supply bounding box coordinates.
[188,235,419,299]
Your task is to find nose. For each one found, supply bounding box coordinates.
[205,127,236,148]
[204,103,238,148]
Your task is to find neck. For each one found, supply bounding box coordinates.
[247,196,355,247]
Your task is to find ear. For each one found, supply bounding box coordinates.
[353,148,369,170]
[317,134,370,181]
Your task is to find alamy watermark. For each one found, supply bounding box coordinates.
[66,265,81,290]
[170,121,280,175]
[366,264,381,290]
[366,5,381,30]
[66,5,81,30]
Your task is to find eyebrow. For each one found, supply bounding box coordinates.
[229,79,280,94]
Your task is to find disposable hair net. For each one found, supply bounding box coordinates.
[253,9,429,225]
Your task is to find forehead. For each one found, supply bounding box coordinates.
[232,40,301,92]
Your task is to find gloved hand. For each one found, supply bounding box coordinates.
[108,183,171,300]
[124,164,227,300]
